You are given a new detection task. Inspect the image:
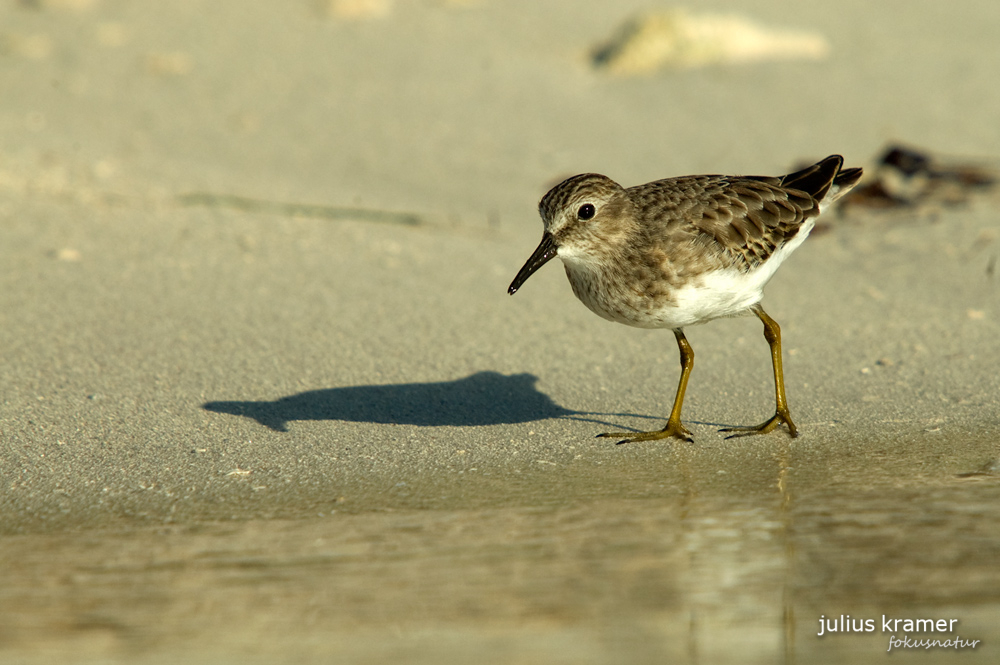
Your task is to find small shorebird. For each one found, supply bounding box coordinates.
[508,155,862,443]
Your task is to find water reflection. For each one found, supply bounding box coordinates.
[3,465,997,664]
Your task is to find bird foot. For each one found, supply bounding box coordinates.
[720,410,798,439]
[598,420,693,445]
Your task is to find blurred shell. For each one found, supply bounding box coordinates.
[593,10,830,74]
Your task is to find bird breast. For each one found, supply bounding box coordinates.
[558,241,769,330]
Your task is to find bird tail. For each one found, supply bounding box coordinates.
[781,155,863,210]
[827,163,864,204]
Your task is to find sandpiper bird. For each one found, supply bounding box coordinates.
[508,155,862,443]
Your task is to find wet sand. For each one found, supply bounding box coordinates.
[2,1,1000,663]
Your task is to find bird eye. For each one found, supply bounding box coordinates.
[577,203,596,220]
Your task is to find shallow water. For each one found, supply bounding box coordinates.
[3,436,998,664]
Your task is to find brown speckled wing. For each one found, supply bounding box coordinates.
[628,157,843,273]
[692,177,818,271]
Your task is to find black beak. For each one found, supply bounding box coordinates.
[508,232,558,295]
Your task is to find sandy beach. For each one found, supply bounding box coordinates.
[2,1,1000,662]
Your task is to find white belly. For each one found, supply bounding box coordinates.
[561,219,812,330]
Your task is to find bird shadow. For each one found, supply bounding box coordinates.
[202,371,652,433]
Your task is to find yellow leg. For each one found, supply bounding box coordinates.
[721,304,799,439]
[599,329,695,444]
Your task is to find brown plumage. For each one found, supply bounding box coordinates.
[509,155,862,443]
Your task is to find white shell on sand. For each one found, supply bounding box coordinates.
[321,0,475,20]
[322,0,394,20]
[593,10,830,74]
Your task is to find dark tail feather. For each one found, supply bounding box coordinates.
[782,155,863,205]
[832,166,864,192]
